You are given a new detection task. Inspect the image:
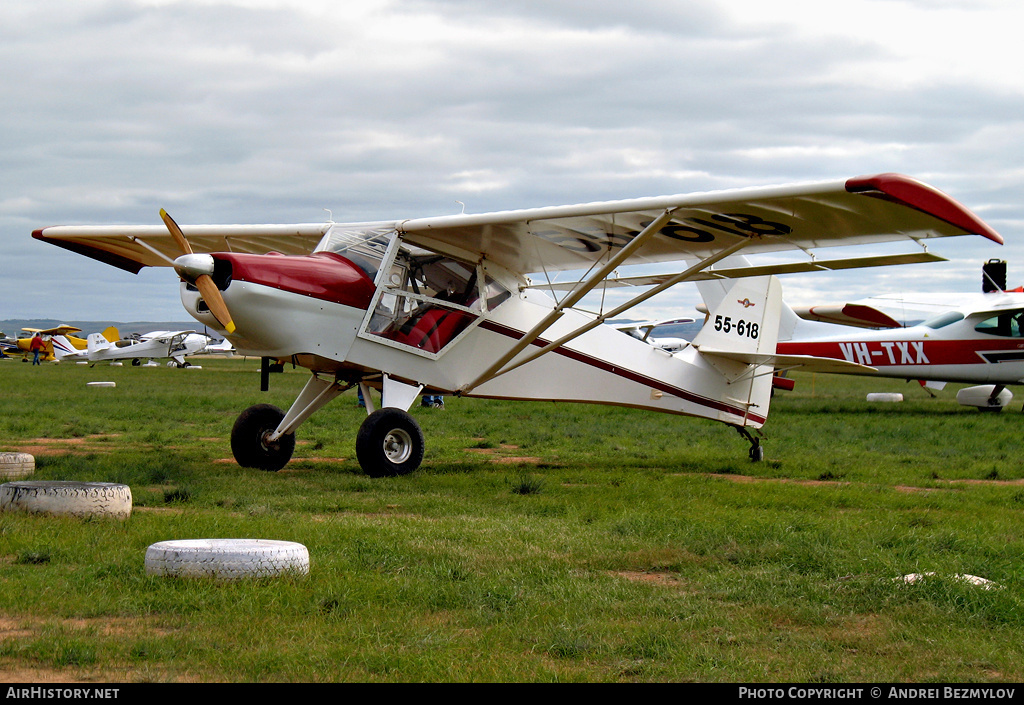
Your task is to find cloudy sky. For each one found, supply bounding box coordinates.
[3,0,1023,325]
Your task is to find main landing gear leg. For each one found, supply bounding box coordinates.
[734,425,764,462]
[985,384,1006,412]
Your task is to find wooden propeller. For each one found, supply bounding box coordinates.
[160,209,236,334]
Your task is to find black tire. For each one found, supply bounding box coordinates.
[356,408,425,477]
[231,404,295,471]
[749,443,765,462]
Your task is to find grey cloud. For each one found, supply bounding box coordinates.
[2,0,1022,320]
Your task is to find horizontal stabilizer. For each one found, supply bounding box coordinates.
[694,348,876,375]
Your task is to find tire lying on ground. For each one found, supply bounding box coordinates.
[0,481,132,519]
[866,392,903,402]
[0,453,35,480]
[145,539,310,580]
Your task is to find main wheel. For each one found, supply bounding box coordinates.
[356,408,425,477]
[231,404,295,471]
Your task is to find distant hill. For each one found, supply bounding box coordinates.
[1,319,218,339]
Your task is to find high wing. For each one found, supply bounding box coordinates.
[397,173,1000,276]
[33,174,1000,278]
[139,330,196,341]
[791,291,1024,329]
[790,303,903,329]
[32,224,333,273]
[21,325,83,336]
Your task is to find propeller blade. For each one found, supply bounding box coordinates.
[195,275,236,334]
[159,208,192,255]
[160,209,235,334]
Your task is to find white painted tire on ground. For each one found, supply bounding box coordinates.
[866,393,903,402]
[0,453,35,480]
[145,539,310,580]
[0,481,132,519]
[897,572,1000,590]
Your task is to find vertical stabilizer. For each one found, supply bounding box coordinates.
[692,275,783,429]
[49,336,75,361]
[696,265,799,343]
[87,332,111,356]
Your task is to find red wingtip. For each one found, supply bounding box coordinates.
[846,173,1003,245]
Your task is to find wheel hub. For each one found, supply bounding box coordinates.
[382,428,413,464]
[259,429,280,452]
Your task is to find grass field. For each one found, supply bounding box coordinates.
[0,356,1022,683]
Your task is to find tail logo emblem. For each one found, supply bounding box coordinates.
[737,298,756,308]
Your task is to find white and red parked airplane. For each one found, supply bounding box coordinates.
[774,268,1024,411]
[33,173,1001,473]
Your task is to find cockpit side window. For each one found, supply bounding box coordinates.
[974,311,1024,338]
[362,246,511,356]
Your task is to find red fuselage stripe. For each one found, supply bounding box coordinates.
[777,338,1024,366]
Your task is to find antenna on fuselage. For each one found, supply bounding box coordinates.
[324,209,335,224]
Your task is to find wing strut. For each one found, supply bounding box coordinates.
[461,209,677,393]
[461,218,757,393]
[129,236,179,267]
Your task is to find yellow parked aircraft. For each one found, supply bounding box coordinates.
[6,325,117,362]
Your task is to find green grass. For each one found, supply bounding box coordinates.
[0,358,1022,682]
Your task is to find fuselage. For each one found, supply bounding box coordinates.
[777,301,1024,385]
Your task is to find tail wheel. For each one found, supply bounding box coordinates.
[231,404,295,471]
[356,408,424,477]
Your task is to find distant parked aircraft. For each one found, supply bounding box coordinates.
[4,325,111,362]
[53,328,212,367]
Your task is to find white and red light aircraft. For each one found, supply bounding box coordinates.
[773,273,1024,411]
[52,328,212,367]
[33,173,1001,474]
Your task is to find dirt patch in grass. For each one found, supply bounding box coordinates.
[465,446,543,464]
[611,570,687,588]
[134,506,185,514]
[704,473,848,487]
[1,613,177,645]
[5,435,122,456]
[0,614,179,683]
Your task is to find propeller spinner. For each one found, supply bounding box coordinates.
[160,209,236,334]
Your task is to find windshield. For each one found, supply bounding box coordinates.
[921,311,964,329]
[314,224,398,281]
